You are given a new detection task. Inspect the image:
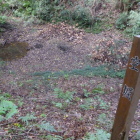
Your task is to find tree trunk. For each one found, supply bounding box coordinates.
[116,0,137,12]
[116,0,124,11]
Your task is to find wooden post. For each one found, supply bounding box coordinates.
[111,35,140,140]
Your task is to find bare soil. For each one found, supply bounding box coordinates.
[0,16,140,140]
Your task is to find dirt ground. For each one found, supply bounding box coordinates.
[0,17,140,139]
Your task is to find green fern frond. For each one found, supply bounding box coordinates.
[19,114,36,125]
[84,129,110,140]
[54,88,74,102]
[0,100,18,120]
[37,121,57,132]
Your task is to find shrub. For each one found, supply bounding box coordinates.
[0,15,7,32]
[13,0,35,17]
[1,0,102,32]
[127,10,140,35]
[34,0,55,21]
[0,15,7,24]
[71,6,93,28]
[60,9,73,22]
[0,0,9,12]
[34,0,64,22]
[115,12,128,29]
[60,5,101,31]
[116,11,140,36]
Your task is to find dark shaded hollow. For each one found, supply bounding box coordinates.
[0,42,29,61]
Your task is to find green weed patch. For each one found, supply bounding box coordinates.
[32,65,125,79]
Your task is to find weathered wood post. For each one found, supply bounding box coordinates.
[111,35,140,140]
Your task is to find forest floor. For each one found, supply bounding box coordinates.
[0,4,140,140]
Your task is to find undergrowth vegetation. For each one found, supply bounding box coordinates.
[0,57,117,139]
[116,10,140,37]
[0,99,18,121]
[0,76,113,139]
[0,0,104,33]
[0,57,120,139]
[1,0,140,36]
[1,0,140,139]
[33,65,125,79]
